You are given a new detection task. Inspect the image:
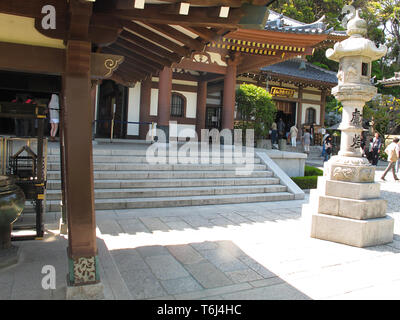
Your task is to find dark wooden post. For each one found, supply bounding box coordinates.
[222,58,237,130]
[139,77,152,139]
[196,80,207,138]
[61,1,101,295]
[63,40,99,288]
[320,89,326,127]
[157,66,172,138]
[297,85,303,128]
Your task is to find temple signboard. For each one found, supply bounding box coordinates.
[270,86,295,98]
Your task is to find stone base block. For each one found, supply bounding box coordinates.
[310,190,387,220]
[66,281,104,300]
[310,213,394,248]
[324,156,375,183]
[317,176,380,200]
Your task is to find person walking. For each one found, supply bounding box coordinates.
[48,93,60,142]
[380,137,400,181]
[302,129,311,154]
[371,132,382,166]
[290,124,298,147]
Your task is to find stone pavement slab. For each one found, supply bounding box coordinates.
[2,169,400,300]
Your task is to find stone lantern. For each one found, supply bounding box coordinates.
[302,9,394,247]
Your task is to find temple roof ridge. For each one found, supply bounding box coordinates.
[265,9,331,34]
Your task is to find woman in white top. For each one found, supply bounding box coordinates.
[48,93,59,141]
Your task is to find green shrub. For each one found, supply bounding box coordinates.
[292,176,318,189]
[304,165,323,176]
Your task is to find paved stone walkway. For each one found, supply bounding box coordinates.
[1,168,399,300]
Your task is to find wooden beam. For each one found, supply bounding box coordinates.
[184,27,221,42]
[173,58,227,74]
[0,41,64,75]
[143,23,204,51]
[121,21,190,56]
[115,38,172,66]
[103,47,159,74]
[109,44,164,71]
[119,30,181,62]
[95,6,244,28]
[102,48,156,75]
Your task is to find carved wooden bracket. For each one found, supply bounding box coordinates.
[91,53,124,79]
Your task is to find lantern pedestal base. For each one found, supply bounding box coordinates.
[302,158,394,248]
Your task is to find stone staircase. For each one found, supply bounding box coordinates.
[44,146,295,212]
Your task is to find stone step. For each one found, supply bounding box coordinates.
[47,169,274,180]
[47,147,255,157]
[46,162,267,172]
[45,184,287,200]
[46,154,261,164]
[46,192,294,211]
[46,177,280,190]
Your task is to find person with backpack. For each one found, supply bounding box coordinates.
[381,137,400,181]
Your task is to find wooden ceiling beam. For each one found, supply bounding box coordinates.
[95,6,244,28]
[119,30,181,62]
[184,27,221,42]
[102,47,157,75]
[143,23,204,51]
[121,21,190,57]
[115,38,173,67]
[109,44,164,71]
[104,46,160,74]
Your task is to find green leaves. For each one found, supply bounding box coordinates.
[235,84,277,140]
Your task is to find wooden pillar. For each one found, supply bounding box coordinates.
[139,77,152,139]
[63,39,99,287]
[320,89,327,126]
[158,66,172,128]
[196,80,207,138]
[297,86,303,128]
[222,59,237,130]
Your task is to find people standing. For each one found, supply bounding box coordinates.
[290,124,298,147]
[270,121,278,145]
[323,136,333,162]
[48,93,60,142]
[371,132,382,166]
[310,122,315,146]
[302,129,311,154]
[381,137,400,181]
[277,118,285,140]
[321,132,330,157]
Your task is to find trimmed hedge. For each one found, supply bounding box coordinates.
[292,165,323,189]
[292,176,318,190]
[304,165,323,176]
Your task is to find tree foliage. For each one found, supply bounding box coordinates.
[235,84,277,140]
[271,0,400,132]
[363,94,400,138]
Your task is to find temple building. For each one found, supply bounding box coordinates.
[91,9,345,141]
[0,0,345,297]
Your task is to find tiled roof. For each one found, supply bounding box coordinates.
[265,9,345,36]
[377,72,400,86]
[261,58,338,85]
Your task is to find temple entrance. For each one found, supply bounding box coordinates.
[95,80,128,139]
[275,101,297,130]
[205,106,222,131]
